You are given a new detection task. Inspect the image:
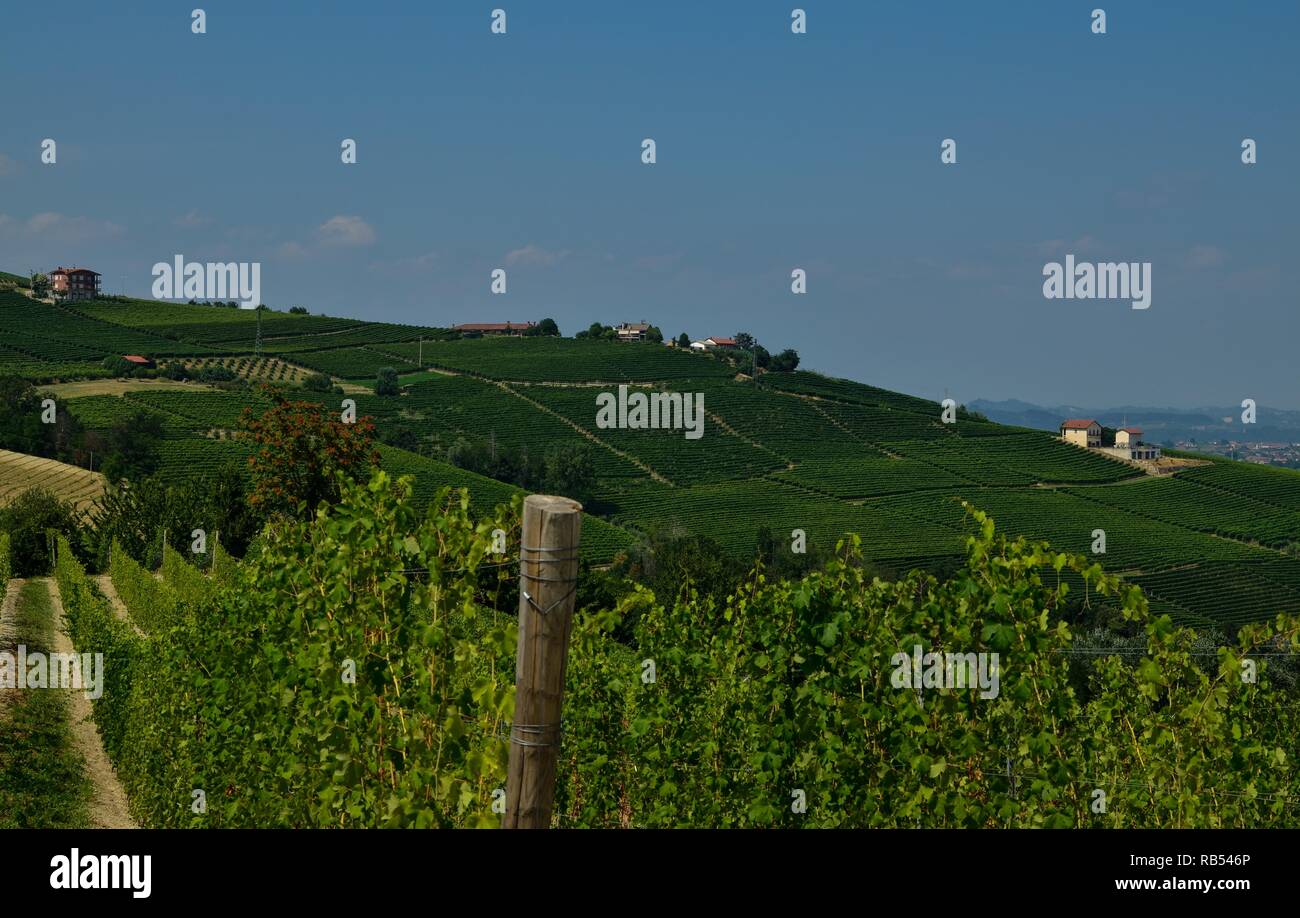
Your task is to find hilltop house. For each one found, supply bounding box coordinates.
[122,355,155,370]
[1059,418,1102,448]
[1061,419,1161,462]
[50,266,101,300]
[705,336,738,349]
[616,321,651,342]
[1102,426,1161,461]
[453,322,535,338]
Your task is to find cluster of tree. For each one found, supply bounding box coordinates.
[523,318,561,337]
[444,437,598,504]
[0,376,83,463]
[1,393,386,580]
[185,299,252,309]
[683,330,800,374]
[576,322,662,343]
[376,367,400,396]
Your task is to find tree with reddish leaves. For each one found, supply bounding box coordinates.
[240,391,380,519]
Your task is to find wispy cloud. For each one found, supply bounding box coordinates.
[173,209,211,228]
[0,211,125,242]
[317,215,376,247]
[505,243,568,267]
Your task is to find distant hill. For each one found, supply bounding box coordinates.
[970,397,1300,445]
[4,284,1300,628]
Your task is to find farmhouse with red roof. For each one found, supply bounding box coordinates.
[1059,418,1102,448]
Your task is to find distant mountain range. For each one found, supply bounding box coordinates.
[968,398,1300,444]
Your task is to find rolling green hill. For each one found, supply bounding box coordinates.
[5,287,1300,627]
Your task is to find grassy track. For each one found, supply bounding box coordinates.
[0,580,92,827]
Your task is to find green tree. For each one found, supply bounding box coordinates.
[0,487,81,576]
[677,332,690,348]
[302,372,333,393]
[542,442,597,504]
[376,367,400,396]
[645,326,664,344]
[102,356,134,378]
[536,317,560,336]
[100,409,165,485]
[770,348,800,372]
[30,273,51,298]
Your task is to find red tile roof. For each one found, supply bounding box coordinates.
[122,355,152,364]
[1060,418,1099,430]
[1120,426,1143,434]
[707,337,737,346]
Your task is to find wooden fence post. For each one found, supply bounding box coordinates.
[503,494,583,828]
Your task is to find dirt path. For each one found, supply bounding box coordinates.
[92,574,145,637]
[0,577,24,718]
[43,578,137,829]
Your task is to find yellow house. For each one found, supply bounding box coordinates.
[1060,418,1101,448]
[1115,426,1142,447]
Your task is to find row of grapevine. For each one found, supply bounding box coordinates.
[161,544,216,607]
[524,384,785,485]
[58,481,515,827]
[0,531,10,584]
[610,478,965,562]
[59,478,1300,827]
[1179,462,1300,513]
[874,489,1274,574]
[375,337,736,383]
[377,445,633,563]
[288,347,404,378]
[2,292,222,356]
[109,540,180,632]
[1069,477,1300,547]
[557,508,1300,827]
[774,456,967,498]
[1131,562,1300,628]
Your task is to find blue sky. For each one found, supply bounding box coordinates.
[3,1,1297,408]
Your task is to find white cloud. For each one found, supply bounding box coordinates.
[0,211,124,242]
[317,215,376,247]
[276,241,310,260]
[505,243,568,267]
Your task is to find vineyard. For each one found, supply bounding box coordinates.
[38,474,1300,828]
[374,337,736,382]
[0,448,104,515]
[1,291,222,358]
[182,355,310,384]
[3,293,1299,630]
